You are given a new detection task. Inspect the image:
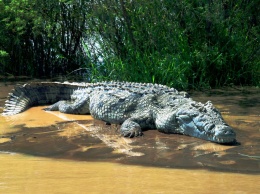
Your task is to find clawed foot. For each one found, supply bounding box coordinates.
[120,119,143,138]
[43,104,58,111]
[43,107,51,111]
[122,127,143,138]
[43,101,62,111]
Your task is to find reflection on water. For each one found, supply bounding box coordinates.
[0,82,259,193]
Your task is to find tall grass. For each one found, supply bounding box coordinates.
[85,0,259,89]
[0,0,259,89]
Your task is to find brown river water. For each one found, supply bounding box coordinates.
[0,81,259,193]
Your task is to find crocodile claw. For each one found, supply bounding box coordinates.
[120,119,143,138]
[122,128,143,138]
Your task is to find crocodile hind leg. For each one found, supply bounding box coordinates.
[44,96,90,114]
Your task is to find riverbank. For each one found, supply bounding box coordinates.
[0,80,259,193]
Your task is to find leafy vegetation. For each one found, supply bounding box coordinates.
[0,0,259,89]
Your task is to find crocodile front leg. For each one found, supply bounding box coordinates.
[120,114,155,138]
[120,119,143,137]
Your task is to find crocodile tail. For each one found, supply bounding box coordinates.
[2,82,77,116]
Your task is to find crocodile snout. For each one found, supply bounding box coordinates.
[213,125,236,143]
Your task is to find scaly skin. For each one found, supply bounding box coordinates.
[3,81,236,144]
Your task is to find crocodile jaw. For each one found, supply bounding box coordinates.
[176,118,236,143]
[175,101,237,144]
[210,125,236,143]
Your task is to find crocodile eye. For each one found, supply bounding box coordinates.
[208,124,215,131]
[177,115,191,122]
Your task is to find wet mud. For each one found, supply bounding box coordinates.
[0,81,259,193]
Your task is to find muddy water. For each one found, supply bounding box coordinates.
[0,82,259,193]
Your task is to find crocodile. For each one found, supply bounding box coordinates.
[2,81,236,144]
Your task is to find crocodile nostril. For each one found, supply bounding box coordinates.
[223,127,235,135]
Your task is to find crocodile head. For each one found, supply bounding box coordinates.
[174,101,236,144]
